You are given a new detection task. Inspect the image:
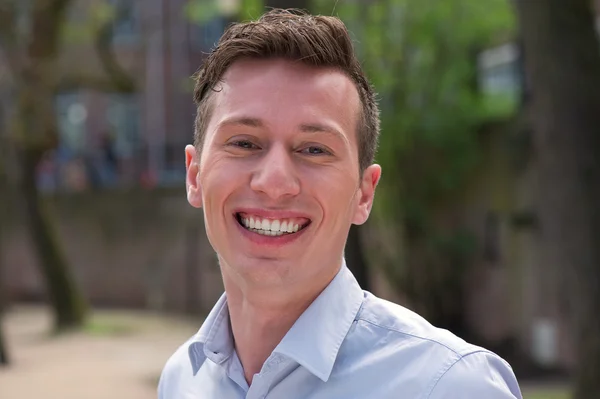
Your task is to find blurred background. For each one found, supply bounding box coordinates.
[1,0,599,398]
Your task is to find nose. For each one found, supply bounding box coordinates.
[250,144,300,200]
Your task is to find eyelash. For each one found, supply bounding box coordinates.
[228,140,332,156]
[300,146,332,156]
[230,140,260,150]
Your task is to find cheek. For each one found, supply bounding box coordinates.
[302,167,358,216]
[200,172,237,250]
[199,160,239,216]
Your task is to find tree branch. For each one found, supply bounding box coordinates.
[0,1,22,76]
[54,1,136,93]
[55,73,135,93]
[92,4,136,93]
[28,0,74,60]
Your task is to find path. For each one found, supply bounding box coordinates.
[0,305,200,399]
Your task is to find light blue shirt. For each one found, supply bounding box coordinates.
[158,263,523,398]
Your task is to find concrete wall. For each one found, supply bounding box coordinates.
[1,189,223,315]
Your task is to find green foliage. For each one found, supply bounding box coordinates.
[61,2,118,45]
[84,319,136,337]
[185,0,264,24]
[314,0,516,229]
[525,391,571,399]
[184,0,221,24]
[313,0,517,315]
[481,92,520,121]
[240,0,264,21]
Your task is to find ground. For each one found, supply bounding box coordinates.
[0,305,199,399]
[0,305,571,399]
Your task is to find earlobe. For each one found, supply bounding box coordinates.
[352,164,381,225]
[185,145,203,209]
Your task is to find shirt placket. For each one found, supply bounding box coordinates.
[246,354,288,399]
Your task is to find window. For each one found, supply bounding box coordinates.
[51,92,89,191]
[55,92,88,154]
[477,43,521,96]
[106,94,140,159]
[109,0,139,43]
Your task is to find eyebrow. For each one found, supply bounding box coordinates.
[299,123,348,144]
[217,117,349,144]
[218,117,264,129]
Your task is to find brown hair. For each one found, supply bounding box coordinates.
[192,8,380,172]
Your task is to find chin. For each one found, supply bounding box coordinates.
[226,255,294,285]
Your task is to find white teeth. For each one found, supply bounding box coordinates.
[239,215,308,236]
[261,219,270,231]
[270,220,280,232]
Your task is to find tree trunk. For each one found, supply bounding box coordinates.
[20,148,88,330]
[0,300,8,367]
[0,148,9,365]
[402,232,470,339]
[0,0,130,335]
[0,320,8,366]
[0,213,8,366]
[345,225,371,291]
[515,0,600,397]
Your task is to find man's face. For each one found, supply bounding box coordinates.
[185,58,381,292]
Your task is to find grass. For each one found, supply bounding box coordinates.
[524,389,571,399]
[83,318,136,336]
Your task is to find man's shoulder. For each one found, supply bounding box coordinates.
[335,292,521,397]
[158,335,198,397]
[355,291,479,357]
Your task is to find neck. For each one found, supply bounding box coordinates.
[227,291,316,384]
[223,267,340,385]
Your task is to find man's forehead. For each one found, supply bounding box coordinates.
[219,58,357,97]
[209,60,359,122]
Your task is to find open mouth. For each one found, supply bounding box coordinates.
[235,213,311,237]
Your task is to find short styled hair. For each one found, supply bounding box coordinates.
[192,8,380,172]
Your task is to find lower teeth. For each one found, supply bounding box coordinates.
[248,227,287,236]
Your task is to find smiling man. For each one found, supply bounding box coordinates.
[158,9,522,399]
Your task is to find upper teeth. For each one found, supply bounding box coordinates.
[241,216,301,234]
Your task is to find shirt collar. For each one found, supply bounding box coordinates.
[273,262,364,381]
[188,260,364,382]
[188,293,233,375]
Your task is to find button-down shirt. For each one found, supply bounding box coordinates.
[158,264,523,398]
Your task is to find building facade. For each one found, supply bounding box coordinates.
[1,0,230,192]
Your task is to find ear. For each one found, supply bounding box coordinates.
[185,145,203,208]
[352,164,381,225]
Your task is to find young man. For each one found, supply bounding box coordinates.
[159,9,522,399]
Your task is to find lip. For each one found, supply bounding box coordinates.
[232,207,312,247]
[233,207,312,220]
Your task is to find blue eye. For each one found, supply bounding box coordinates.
[301,146,330,155]
[231,140,259,149]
